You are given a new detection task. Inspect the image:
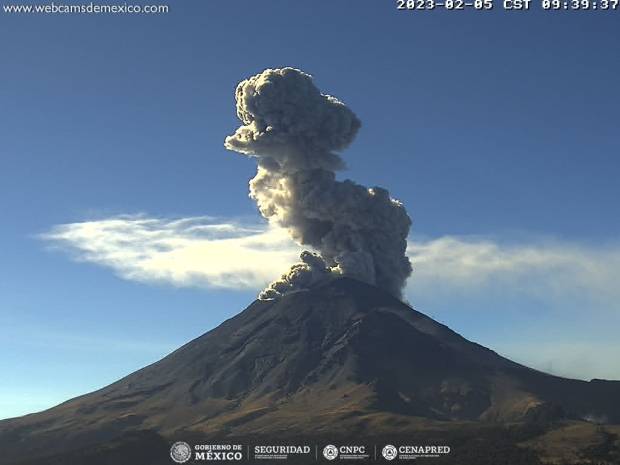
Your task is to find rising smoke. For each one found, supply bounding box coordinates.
[225,67,412,300]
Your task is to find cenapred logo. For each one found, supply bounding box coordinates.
[382,444,398,461]
[170,441,192,464]
[323,444,339,460]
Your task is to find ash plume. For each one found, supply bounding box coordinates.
[225,67,412,299]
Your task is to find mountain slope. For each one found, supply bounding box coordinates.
[0,278,618,464]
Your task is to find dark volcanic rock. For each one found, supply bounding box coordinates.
[0,278,618,464]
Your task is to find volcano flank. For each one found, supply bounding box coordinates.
[1,278,619,464]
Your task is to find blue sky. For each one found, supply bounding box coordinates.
[1,2,619,419]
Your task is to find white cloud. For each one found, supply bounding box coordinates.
[42,215,301,290]
[40,215,620,380]
[42,215,620,310]
[407,236,620,309]
[404,236,620,381]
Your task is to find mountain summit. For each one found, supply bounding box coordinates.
[1,278,619,464]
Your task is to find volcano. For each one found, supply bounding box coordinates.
[1,278,619,464]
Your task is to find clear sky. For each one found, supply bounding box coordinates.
[1,1,619,420]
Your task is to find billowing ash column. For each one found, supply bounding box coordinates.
[225,67,412,300]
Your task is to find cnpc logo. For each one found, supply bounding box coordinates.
[322,444,367,460]
[322,444,338,460]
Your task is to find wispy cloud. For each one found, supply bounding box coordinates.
[407,236,620,308]
[42,215,301,290]
[42,215,620,311]
[40,215,620,381]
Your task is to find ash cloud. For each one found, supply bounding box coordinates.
[225,67,412,299]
